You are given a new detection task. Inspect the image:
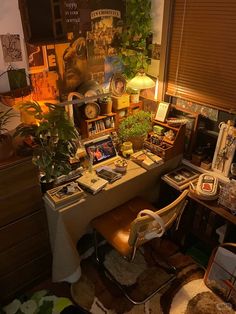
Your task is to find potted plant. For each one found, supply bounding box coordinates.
[0,108,16,161]
[118,110,152,150]
[15,101,79,191]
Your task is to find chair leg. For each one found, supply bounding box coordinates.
[93,229,100,264]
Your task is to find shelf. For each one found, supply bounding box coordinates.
[153,120,180,131]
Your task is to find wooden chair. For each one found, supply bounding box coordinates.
[91,189,188,304]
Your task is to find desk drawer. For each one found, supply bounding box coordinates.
[0,185,43,227]
[0,210,48,252]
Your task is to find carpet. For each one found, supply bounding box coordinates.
[71,240,206,314]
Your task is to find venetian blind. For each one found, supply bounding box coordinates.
[166,0,236,112]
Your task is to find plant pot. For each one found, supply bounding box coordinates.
[40,176,55,194]
[128,135,146,151]
[0,134,14,161]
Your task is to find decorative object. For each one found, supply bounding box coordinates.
[84,102,100,119]
[114,158,128,173]
[14,101,78,187]
[110,73,127,97]
[118,110,152,150]
[212,121,236,177]
[129,88,140,103]
[154,102,170,122]
[0,108,16,161]
[120,141,133,158]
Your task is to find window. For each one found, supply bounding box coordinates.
[166,0,236,112]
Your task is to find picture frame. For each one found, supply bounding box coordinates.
[26,44,48,74]
[154,101,170,122]
[162,166,199,190]
[110,73,126,97]
[171,106,199,158]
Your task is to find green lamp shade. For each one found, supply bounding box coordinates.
[128,72,155,90]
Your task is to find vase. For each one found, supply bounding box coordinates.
[40,176,55,194]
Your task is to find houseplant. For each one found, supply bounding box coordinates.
[118,110,152,150]
[0,108,16,161]
[115,0,152,79]
[15,101,79,190]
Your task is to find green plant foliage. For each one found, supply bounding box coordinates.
[15,101,79,183]
[117,0,152,79]
[118,110,152,141]
[0,108,17,140]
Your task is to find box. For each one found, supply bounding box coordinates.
[112,93,130,110]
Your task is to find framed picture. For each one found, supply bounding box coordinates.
[110,73,126,97]
[154,101,170,122]
[26,44,48,74]
[163,166,199,190]
[171,106,199,158]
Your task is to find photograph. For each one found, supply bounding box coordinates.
[110,73,126,97]
[163,166,199,187]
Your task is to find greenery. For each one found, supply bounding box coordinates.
[118,110,152,142]
[116,0,152,79]
[15,101,78,183]
[0,108,16,141]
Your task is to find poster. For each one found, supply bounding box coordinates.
[26,44,48,73]
[0,34,22,62]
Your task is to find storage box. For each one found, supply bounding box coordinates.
[112,94,130,110]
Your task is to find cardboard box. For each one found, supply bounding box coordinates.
[112,94,130,110]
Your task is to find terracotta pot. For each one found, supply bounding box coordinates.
[0,134,14,161]
[128,135,146,151]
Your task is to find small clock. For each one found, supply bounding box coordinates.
[84,102,100,119]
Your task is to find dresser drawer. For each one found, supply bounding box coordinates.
[0,210,48,252]
[0,159,39,196]
[0,231,51,277]
[0,253,51,303]
[0,185,43,227]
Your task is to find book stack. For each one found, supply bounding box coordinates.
[45,181,85,209]
[162,166,200,190]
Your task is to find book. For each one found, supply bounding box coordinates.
[76,172,108,194]
[131,150,163,170]
[162,166,200,190]
[46,181,85,209]
[96,166,122,183]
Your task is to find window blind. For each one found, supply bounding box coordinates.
[166,0,236,112]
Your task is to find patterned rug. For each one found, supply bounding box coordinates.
[71,240,206,314]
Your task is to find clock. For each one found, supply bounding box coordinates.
[84,102,100,119]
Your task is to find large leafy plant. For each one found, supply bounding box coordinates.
[118,110,152,142]
[116,0,152,79]
[0,108,16,141]
[15,101,78,183]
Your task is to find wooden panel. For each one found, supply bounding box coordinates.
[0,231,51,277]
[0,185,43,227]
[0,159,39,197]
[0,253,51,303]
[0,210,48,252]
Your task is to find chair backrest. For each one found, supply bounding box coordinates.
[128,189,189,248]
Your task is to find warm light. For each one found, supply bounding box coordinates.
[154,79,159,100]
[127,71,156,90]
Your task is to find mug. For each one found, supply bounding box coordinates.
[121,141,134,157]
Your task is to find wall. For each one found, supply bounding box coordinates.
[0,0,28,93]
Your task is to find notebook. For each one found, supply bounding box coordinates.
[83,135,120,168]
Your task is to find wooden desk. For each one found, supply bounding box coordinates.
[45,157,181,283]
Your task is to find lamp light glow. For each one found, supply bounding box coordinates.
[128,70,156,90]
[154,79,159,100]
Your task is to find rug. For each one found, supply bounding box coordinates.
[71,240,206,314]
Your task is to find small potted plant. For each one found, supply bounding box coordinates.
[15,101,79,192]
[0,108,17,161]
[118,110,152,150]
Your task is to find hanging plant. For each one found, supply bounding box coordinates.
[115,0,153,79]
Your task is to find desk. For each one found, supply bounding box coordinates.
[45,157,181,283]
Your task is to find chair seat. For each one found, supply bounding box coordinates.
[91,197,156,256]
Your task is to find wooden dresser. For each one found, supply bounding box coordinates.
[0,157,52,303]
